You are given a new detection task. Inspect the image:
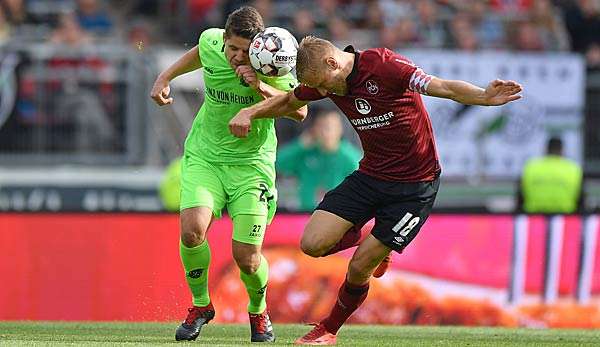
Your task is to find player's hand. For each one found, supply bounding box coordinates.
[484,79,523,106]
[150,77,173,106]
[236,65,259,89]
[229,108,253,138]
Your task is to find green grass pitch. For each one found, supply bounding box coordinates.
[1,322,599,346]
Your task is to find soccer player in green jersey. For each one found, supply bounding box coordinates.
[150,6,306,343]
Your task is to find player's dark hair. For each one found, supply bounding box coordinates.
[224,6,264,40]
[547,136,563,155]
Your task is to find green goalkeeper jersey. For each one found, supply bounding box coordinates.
[184,28,298,165]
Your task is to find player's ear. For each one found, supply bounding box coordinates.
[325,57,338,70]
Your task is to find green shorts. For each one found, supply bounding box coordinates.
[180,154,277,245]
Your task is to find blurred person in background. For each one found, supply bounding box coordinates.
[529,0,570,51]
[561,0,600,68]
[467,0,506,49]
[364,1,384,30]
[0,6,11,44]
[276,110,361,212]
[327,16,353,48]
[150,6,306,342]
[378,25,399,49]
[517,137,584,214]
[414,0,446,48]
[49,12,117,153]
[513,21,545,51]
[378,0,413,29]
[490,0,534,14]
[159,156,182,212]
[395,17,421,48]
[126,19,154,50]
[291,8,316,40]
[449,13,479,51]
[50,12,92,46]
[1,0,35,26]
[251,0,273,25]
[76,0,113,36]
[229,35,522,345]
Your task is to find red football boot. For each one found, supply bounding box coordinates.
[294,323,337,345]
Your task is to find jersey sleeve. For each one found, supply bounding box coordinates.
[385,54,433,95]
[293,85,327,101]
[198,28,223,68]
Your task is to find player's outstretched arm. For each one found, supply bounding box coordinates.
[426,78,523,106]
[150,46,202,106]
[229,90,308,138]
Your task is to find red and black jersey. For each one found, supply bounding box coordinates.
[294,46,440,182]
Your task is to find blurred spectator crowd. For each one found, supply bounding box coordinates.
[0,0,598,67]
[0,1,598,212]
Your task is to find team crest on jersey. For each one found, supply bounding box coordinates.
[355,98,371,115]
[366,80,379,94]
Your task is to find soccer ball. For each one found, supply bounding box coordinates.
[249,27,298,77]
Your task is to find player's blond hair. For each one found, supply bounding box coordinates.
[296,36,337,82]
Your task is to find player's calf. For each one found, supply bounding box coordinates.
[301,225,363,258]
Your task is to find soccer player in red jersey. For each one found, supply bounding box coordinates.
[230,36,522,345]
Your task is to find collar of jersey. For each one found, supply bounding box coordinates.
[343,45,360,87]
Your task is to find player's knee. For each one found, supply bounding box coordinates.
[300,237,327,257]
[180,226,207,248]
[233,252,261,274]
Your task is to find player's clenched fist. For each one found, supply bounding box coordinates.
[236,65,259,89]
[150,77,174,106]
[229,108,253,138]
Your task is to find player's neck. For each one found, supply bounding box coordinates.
[340,52,355,80]
[338,52,355,95]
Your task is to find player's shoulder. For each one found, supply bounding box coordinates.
[199,28,224,47]
[360,47,415,76]
[361,47,413,64]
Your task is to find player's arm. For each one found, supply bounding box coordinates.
[425,77,523,106]
[229,90,309,138]
[255,83,307,122]
[150,46,202,106]
[235,65,307,121]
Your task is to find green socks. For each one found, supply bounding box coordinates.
[180,240,269,313]
[179,240,211,307]
[240,254,269,314]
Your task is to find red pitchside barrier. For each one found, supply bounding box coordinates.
[0,213,598,321]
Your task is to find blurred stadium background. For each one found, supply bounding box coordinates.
[1,0,600,334]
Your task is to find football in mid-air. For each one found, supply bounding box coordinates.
[249,27,298,77]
